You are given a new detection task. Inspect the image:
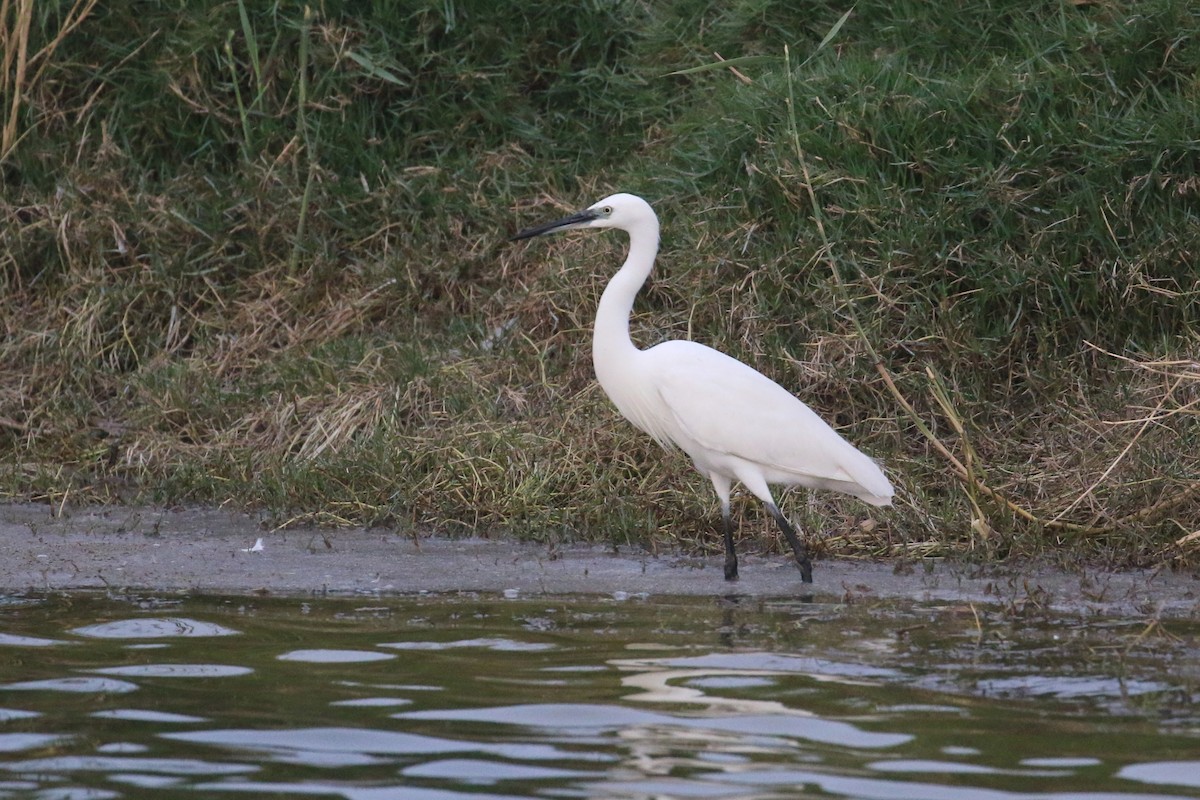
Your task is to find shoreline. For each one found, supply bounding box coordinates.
[1,503,1196,616]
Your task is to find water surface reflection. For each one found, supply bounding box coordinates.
[0,592,1196,799]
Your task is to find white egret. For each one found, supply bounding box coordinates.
[512,193,893,583]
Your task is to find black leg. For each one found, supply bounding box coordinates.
[722,503,738,581]
[765,502,812,583]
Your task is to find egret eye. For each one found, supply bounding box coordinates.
[602,206,613,215]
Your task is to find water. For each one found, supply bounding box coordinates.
[0,591,1197,799]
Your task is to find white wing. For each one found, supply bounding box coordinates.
[642,340,893,502]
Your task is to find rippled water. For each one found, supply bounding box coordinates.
[0,591,1197,799]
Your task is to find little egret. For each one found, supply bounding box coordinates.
[512,193,893,583]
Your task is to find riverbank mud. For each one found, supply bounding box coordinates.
[1,503,1196,616]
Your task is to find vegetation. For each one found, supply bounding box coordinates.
[2,0,1197,569]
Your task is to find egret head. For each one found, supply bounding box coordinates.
[511,193,656,241]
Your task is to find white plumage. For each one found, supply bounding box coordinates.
[513,193,893,583]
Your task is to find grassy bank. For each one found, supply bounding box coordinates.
[2,0,1197,569]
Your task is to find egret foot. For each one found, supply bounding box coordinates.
[793,552,813,583]
[767,502,813,584]
[724,554,739,581]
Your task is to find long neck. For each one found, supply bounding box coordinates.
[592,217,660,385]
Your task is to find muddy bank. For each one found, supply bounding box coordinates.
[1,503,1196,615]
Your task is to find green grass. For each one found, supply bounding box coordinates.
[2,0,1198,570]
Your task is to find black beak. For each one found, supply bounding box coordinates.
[510,208,600,242]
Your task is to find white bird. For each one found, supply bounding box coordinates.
[512,193,893,583]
